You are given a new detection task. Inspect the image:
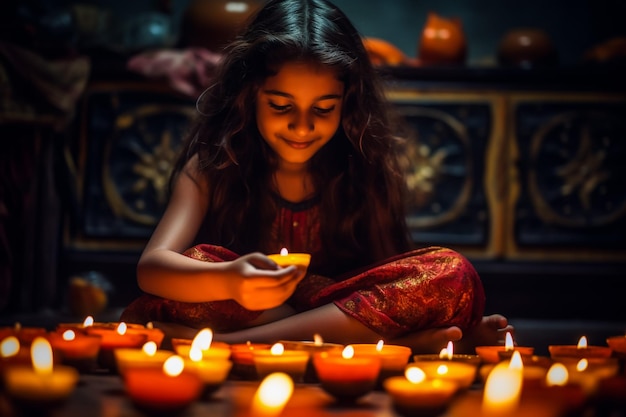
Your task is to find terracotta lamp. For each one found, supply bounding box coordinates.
[417,12,467,66]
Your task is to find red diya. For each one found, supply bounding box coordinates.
[86,322,148,371]
[0,324,47,346]
[46,329,102,373]
[549,335,613,360]
[475,331,534,363]
[230,342,272,379]
[605,334,626,358]
[520,362,588,416]
[312,345,381,401]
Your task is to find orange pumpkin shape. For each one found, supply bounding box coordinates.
[418,12,467,65]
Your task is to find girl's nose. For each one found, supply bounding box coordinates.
[288,112,313,136]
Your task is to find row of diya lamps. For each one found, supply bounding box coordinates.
[2,316,626,417]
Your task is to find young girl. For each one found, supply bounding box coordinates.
[121,0,512,353]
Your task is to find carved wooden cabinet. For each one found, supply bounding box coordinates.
[385,76,626,265]
[60,71,626,315]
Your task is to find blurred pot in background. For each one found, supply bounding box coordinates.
[497,28,558,68]
[178,0,263,52]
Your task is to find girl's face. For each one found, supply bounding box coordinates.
[256,60,344,168]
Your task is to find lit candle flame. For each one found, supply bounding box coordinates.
[376,340,384,351]
[189,346,203,361]
[116,322,127,335]
[504,332,514,351]
[438,347,448,359]
[509,350,523,370]
[142,341,157,356]
[577,336,588,349]
[0,336,20,358]
[482,360,522,414]
[62,330,76,341]
[163,355,184,377]
[576,358,588,372]
[271,343,285,356]
[191,328,214,351]
[546,363,569,386]
[31,337,54,375]
[280,248,288,256]
[146,322,154,329]
[14,322,22,331]
[313,334,323,346]
[446,341,454,357]
[405,365,426,383]
[83,316,94,327]
[252,372,294,417]
[436,364,449,376]
[342,345,354,359]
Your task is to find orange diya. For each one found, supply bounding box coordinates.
[252,342,310,382]
[114,341,174,379]
[124,355,203,414]
[3,337,79,411]
[384,365,458,417]
[351,340,412,380]
[267,247,311,271]
[549,335,613,361]
[475,331,534,364]
[172,328,231,361]
[86,322,148,371]
[414,341,482,365]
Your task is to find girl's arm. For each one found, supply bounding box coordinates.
[136,157,305,309]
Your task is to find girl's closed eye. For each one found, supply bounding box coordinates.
[268,101,291,113]
[314,105,335,115]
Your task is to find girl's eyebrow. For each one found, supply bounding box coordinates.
[262,89,342,101]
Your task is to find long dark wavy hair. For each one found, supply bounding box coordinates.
[172,0,413,276]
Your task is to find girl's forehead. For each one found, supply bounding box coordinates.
[261,60,343,95]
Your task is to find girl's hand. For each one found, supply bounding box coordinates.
[225,253,306,311]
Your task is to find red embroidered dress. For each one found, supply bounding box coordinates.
[121,196,485,339]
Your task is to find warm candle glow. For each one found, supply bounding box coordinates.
[576,358,588,372]
[577,336,588,349]
[271,343,285,355]
[313,334,323,345]
[376,340,384,351]
[146,322,154,329]
[405,366,426,383]
[280,248,288,256]
[163,355,184,377]
[342,345,355,359]
[83,316,94,327]
[447,341,454,356]
[546,363,569,386]
[31,337,53,375]
[62,330,76,341]
[436,364,449,376]
[1,336,20,358]
[509,350,523,370]
[191,328,214,350]
[117,322,127,335]
[505,332,514,351]
[482,361,522,414]
[142,341,157,356]
[252,372,294,417]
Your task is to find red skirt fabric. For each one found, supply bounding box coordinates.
[120,245,485,338]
